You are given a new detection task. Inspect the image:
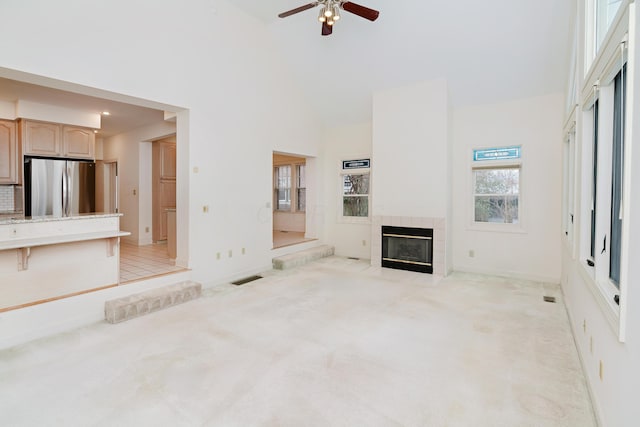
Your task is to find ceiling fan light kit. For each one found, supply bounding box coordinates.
[278,1,379,36]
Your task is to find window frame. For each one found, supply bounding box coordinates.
[296,164,306,212]
[273,162,305,214]
[338,167,371,224]
[609,64,626,287]
[577,10,629,340]
[562,117,577,254]
[274,165,292,212]
[469,158,524,233]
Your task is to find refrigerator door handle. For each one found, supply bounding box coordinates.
[62,163,69,216]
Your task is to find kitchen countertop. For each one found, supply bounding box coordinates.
[0,212,123,225]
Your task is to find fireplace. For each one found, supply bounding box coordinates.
[382,226,433,274]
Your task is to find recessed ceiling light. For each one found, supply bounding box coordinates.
[102,111,110,116]
[94,130,98,134]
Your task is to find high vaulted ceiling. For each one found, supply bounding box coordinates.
[230,0,574,125]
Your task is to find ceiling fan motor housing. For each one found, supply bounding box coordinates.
[278,1,380,36]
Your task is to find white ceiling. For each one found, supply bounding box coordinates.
[230,0,574,125]
[0,1,573,133]
[0,77,166,138]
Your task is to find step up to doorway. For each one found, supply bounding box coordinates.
[272,245,335,270]
[105,281,202,324]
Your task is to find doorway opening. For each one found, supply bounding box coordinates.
[95,160,118,214]
[0,67,190,285]
[273,152,315,249]
[152,135,176,244]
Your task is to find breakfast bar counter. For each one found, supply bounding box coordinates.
[0,213,130,311]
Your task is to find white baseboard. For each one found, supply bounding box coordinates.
[452,264,560,284]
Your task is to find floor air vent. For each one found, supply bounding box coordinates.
[543,296,556,303]
[231,275,263,286]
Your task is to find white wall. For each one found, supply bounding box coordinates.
[15,100,100,128]
[0,0,325,284]
[451,93,564,283]
[372,79,450,219]
[0,0,324,347]
[273,212,305,232]
[139,141,153,245]
[559,3,640,426]
[322,122,372,259]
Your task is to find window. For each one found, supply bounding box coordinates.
[274,162,306,213]
[596,0,623,52]
[590,100,599,261]
[274,165,291,211]
[342,173,369,218]
[562,131,576,244]
[473,166,520,224]
[296,164,306,212]
[609,64,626,286]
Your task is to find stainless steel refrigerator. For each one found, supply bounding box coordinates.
[24,157,96,217]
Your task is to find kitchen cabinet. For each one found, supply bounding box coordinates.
[62,125,95,159]
[159,141,176,179]
[166,208,176,259]
[22,120,95,159]
[22,120,62,157]
[152,140,176,242]
[0,120,19,184]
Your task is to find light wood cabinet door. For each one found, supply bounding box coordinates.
[160,142,176,179]
[63,126,95,159]
[23,120,62,156]
[152,140,177,242]
[158,180,176,240]
[0,120,18,184]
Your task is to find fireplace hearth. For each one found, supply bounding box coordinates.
[382,226,433,274]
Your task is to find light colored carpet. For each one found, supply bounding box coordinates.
[0,257,595,426]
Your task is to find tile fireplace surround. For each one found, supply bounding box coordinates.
[371,216,446,276]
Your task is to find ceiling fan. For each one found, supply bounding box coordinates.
[278,1,379,36]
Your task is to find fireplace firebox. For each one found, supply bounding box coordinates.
[381,226,433,273]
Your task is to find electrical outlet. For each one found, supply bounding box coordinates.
[242,247,246,255]
[203,205,209,213]
[362,240,366,246]
[228,250,233,258]
[132,189,137,196]
[469,250,475,258]
[145,227,150,233]
[216,252,220,260]
[599,360,604,381]
[193,166,199,173]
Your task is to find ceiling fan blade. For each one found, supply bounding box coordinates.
[322,21,333,36]
[278,2,318,18]
[341,2,379,21]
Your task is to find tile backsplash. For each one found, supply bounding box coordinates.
[0,186,15,211]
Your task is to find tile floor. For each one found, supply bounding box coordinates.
[0,257,596,426]
[119,242,186,283]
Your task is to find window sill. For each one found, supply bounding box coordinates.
[468,222,526,234]
[577,260,622,341]
[338,216,371,225]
